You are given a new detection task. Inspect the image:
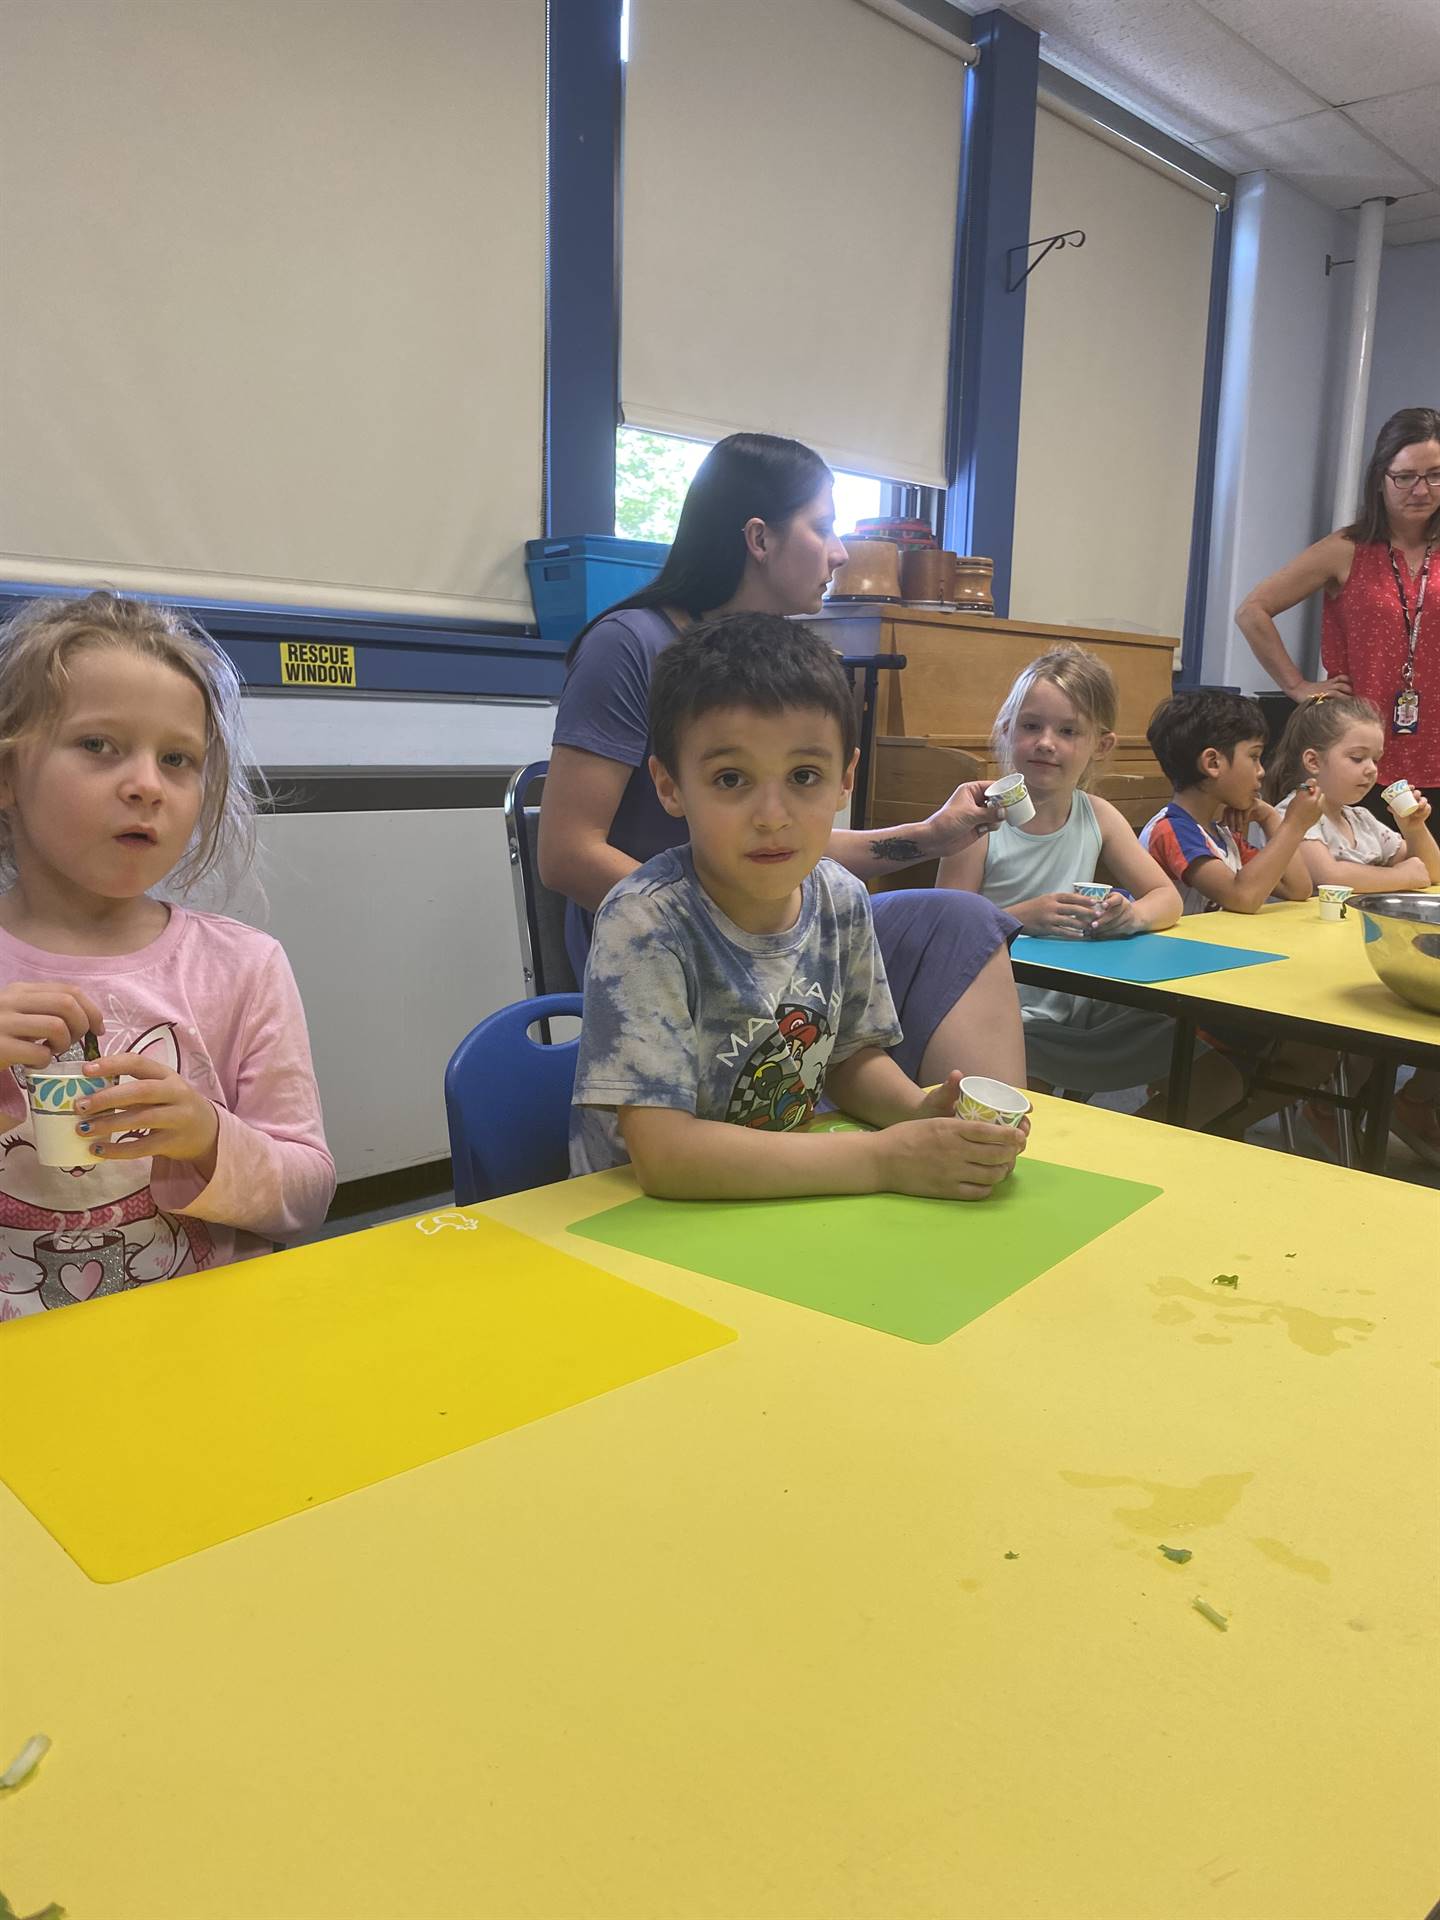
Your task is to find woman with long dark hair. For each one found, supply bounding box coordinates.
[538,431,1024,1087]
[1237,405,1440,1164]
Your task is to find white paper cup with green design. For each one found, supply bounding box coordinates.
[24,1066,109,1169]
[985,773,1035,826]
[1382,779,1420,818]
[955,1075,1032,1127]
[1317,883,1353,922]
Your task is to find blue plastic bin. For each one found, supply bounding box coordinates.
[525,535,670,643]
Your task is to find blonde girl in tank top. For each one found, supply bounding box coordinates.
[938,647,1241,1124]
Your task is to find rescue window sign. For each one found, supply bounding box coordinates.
[279,642,357,688]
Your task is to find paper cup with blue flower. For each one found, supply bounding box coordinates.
[24,1065,110,1169]
[1317,883,1353,922]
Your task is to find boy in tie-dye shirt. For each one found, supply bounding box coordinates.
[570,614,1026,1203]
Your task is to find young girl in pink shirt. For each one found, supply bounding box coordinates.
[0,592,335,1316]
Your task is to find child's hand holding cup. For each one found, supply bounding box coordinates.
[1382,779,1422,820]
[24,1064,114,1169]
[1070,879,1112,933]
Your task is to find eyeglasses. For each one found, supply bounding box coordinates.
[1384,468,1440,492]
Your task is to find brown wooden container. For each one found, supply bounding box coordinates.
[951,555,995,612]
[900,547,953,603]
[826,539,901,601]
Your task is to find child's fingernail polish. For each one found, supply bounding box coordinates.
[77,1122,91,1134]
[89,1142,104,1156]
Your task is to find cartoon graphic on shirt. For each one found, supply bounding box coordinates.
[0,1017,214,1317]
[723,1003,836,1130]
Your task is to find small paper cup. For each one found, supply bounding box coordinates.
[1070,881,1111,903]
[1317,883,1353,922]
[24,1067,108,1169]
[1382,779,1420,818]
[985,775,1035,826]
[955,1075,1031,1127]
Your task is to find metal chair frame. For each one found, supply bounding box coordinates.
[503,759,579,1003]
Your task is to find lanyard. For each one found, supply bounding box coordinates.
[1388,542,1433,690]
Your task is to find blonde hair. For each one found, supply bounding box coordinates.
[992,645,1118,790]
[1262,693,1385,805]
[0,591,260,890]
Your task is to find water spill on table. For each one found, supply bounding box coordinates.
[1148,1276,1373,1355]
[1060,1470,1253,1535]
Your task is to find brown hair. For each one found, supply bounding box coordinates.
[649,610,856,771]
[1344,406,1440,546]
[0,591,259,889]
[1262,693,1385,805]
[992,645,1118,790]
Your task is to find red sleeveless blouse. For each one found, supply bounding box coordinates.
[1322,539,1438,787]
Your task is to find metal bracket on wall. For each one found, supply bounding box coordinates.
[1006,228,1085,292]
[1325,253,1354,276]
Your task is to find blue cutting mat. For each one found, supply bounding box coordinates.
[1011,931,1286,984]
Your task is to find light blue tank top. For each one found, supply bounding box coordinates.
[981,789,1103,907]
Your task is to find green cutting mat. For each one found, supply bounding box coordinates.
[569,1156,1160,1344]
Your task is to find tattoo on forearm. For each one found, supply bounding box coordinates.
[869,836,924,865]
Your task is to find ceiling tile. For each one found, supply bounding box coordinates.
[1345,87,1440,184]
[1196,0,1440,106]
[1386,188,1440,226]
[1013,0,1322,143]
[1195,109,1428,207]
[1387,214,1440,246]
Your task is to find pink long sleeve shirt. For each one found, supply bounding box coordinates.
[0,907,335,1318]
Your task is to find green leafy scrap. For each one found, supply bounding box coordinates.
[1210,1273,1239,1289]
[0,1893,66,1920]
[1159,1545,1193,1564]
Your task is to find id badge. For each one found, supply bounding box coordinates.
[1393,688,1421,735]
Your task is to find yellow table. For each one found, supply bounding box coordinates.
[2,1098,1438,1920]
[1010,893,1440,1169]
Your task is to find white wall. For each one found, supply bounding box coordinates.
[188,695,559,1183]
[241,692,556,770]
[1203,174,1352,690]
[1362,240,1440,453]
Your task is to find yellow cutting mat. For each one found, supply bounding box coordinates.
[0,1208,735,1582]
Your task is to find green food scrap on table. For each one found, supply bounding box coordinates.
[1159,1545,1193,1564]
[1004,1550,1019,1560]
[1210,1274,1239,1289]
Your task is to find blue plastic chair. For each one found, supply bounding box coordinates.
[444,994,583,1204]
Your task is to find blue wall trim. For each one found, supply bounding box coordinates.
[0,584,566,700]
[943,8,1039,619]
[545,0,624,538]
[1179,201,1233,684]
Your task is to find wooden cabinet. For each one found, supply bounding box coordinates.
[815,605,1175,829]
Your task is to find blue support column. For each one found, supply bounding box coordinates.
[1179,202,1233,682]
[545,0,624,536]
[943,9,1040,619]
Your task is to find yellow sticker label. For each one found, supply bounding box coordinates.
[279,641,357,688]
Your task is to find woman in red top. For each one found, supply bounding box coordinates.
[1237,406,1440,1165]
[1238,406,1440,800]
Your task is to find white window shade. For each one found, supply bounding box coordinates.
[0,0,544,626]
[1011,108,1216,638]
[621,0,965,488]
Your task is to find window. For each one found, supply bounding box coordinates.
[615,427,899,544]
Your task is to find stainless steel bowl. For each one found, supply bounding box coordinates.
[1350,893,1440,1015]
